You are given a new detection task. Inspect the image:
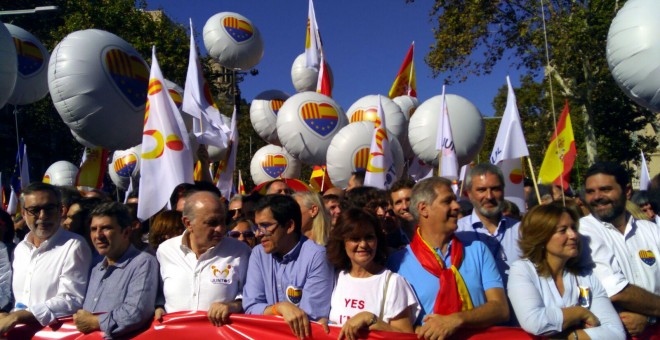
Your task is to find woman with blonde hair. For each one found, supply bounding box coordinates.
[508,202,624,339]
[292,191,332,246]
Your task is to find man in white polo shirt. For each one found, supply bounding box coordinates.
[580,162,660,337]
[156,191,251,326]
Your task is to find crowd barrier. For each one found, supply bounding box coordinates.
[6,311,545,339]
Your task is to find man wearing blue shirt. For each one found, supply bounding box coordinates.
[74,202,159,338]
[243,195,334,338]
[455,163,521,286]
[388,177,509,339]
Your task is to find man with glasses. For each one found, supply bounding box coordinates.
[243,194,334,338]
[156,191,251,326]
[0,183,91,334]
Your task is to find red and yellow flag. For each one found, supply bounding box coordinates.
[75,147,109,189]
[238,170,246,195]
[388,42,416,98]
[538,100,576,189]
[309,165,333,192]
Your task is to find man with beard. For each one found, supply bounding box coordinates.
[580,162,660,337]
[456,163,521,287]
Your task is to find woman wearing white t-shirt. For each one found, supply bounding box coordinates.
[327,208,420,339]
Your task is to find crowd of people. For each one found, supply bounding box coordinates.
[0,161,659,339]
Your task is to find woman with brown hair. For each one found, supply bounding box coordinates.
[508,202,624,339]
[148,210,185,250]
[326,208,419,339]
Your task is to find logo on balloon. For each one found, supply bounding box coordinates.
[223,16,253,43]
[261,154,288,178]
[350,108,380,127]
[353,147,370,172]
[42,174,51,184]
[270,99,284,116]
[300,102,338,137]
[13,38,44,76]
[114,154,138,177]
[168,89,183,109]
[509,167,523,184]
[104,48,149,108]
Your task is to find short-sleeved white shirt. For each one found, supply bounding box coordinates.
[579,214,660,297]
[157,232,251,312]
[329,269,420,326]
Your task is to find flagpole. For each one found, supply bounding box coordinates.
[13,106,20,151]
[320,166,326,192]
[525,157,542,204]
[407,41,415,96]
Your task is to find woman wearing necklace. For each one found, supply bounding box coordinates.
[508,203,624,339]
[327,208,419,340]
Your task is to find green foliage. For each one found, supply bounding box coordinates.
[414,0,658,175]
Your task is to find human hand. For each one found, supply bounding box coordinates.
[338,312,374,340]
[154,307,166,322]
[318,317,330,334]
[276,302,311,339]
[416,313,463,340]
[619,311,647,336]
[73,310,100,334]
[0,313,18,334]
[208,302,232,327]
[580,308,600,328]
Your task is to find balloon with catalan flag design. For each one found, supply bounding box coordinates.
[5,24,49,106]
[291,53,334,93]
[42,161,79,187]
[250,144,302,185]
[345,95,407,145]
[203,12,264,70]
[108,145,142,190]
[0,22,16,110]
[250,90,290,145]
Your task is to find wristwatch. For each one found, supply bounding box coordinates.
[649,316,657,325]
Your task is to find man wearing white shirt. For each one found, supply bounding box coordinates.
[580,162,660,337]
[156,191,250,326]
[0,182,91,333]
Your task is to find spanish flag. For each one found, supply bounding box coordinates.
[538,100,576,189]
[238,170,246,195]
[76,147,109,189]
[388,42,416,98]
[309,165,333,192]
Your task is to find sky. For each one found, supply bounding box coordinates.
[146,0,524,117]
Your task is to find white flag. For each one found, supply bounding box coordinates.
[216,106,239,199]
[305,0,321,69]
[435,85,458,180]
[500,158,526,213]
[182,19,229,149]
[364,95,396,190]
[138,46,194,221]
[640,151,651,190]
[490,76,529,164]
[408,156,433,182]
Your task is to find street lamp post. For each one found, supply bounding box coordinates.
[0,5,59,16]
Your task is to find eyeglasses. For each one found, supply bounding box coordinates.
[24,204,59,217]
[228,230,255,238]
[256,222,280,237]
[229,208,242,215]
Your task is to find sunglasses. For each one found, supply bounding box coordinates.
[228,230,255,238]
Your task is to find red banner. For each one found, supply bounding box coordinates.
[9,312,544,339]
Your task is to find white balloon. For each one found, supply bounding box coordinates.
[290,53,334,93]
[345,95,407,144]
[250,89,290,145]
[5,24,49,106]
[327,121,404,189]
[392,95,420,120]
[164,79,192,132]
[49,29,149,150]
[607,0,660,111]
[409,94,485,167]
[277,91,348,165]
[43,161,79,186]
[250,144,302,185]
[203,12,264,70]
[108,145,141,190]
[0,23,16,109]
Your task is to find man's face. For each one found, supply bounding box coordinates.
[63,203,83,233]
[228,200,243,221]
[640,203,656,220]
[254,207,291,255]
[585,174,627,223]
[22,191,62,242]
[391,188,413,222]
[183,194,226,250]
[468,172,504,219]
[267,181,290,195]
[90,215,130,261]
[324,199,341,225]
[424,185,461,233]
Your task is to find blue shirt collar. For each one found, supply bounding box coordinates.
[100,244,139,270]
[275,236,308,264]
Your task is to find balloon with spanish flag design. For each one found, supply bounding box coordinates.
[203,12,264,70]
[5,24,49,106]
[250,89,291,145]
[250,144,302,185]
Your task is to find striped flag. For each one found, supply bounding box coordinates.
[76,147,109,189]
[238,170,246,195]
[305,0,321,69]
[538,100,576,189]
[364,95,396,190]
[639,151,651,191]
[388,42,416,98]
[309,165,333,192]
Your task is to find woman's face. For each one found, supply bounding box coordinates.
[545,212,579,261]
[230,221,256,247]
[344,224,378,270]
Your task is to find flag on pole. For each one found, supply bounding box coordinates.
[182,19,229,149]
[364,95,396,190]
[309,165,333,192]
[388,42,416,98]
[137,46,194,221]
[217,106,239,199]
[538,100,576,189]
[639,151,651,191]
[238,170,246,195]
[76,147,109,189]
[305,0,321,69]
[316,52,332,97]
[490,76,529,212]
[408,156,433,181]
[435,85,459,180]
[8,142,29,215]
